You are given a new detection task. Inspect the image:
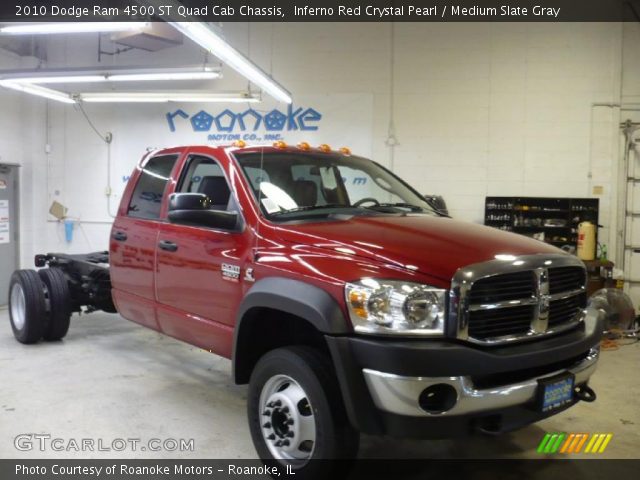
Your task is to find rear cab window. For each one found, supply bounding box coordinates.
[127,154,179,220]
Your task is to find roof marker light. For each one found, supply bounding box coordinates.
[297,142,311,151]
[273,140,288,149]
[318,144,332,153]
[339,147,352,155]
[232,140,246,148]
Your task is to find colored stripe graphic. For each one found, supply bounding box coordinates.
[544,433,558,453]
[537,433,566,453]
[584,434,598,453]
[550,433,565,453]
[537,433,552,453]
[559,433,575,453]
[574,434,589,453]
[539,433,612,454]
[585,433,614,454]
[598,434,613,453]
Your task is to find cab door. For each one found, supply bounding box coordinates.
[110,153,180,330]
[154,153,251,358]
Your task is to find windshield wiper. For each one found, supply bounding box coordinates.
[365,202,451,216]
[270,204,350,216]
[365,202,425,212]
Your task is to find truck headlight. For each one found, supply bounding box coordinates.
[345,279,447,336]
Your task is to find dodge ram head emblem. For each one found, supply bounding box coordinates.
[221,263,241,282]
[532,267,551,333]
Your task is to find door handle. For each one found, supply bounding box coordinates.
[112,231,127,242]
[158,240,178,252]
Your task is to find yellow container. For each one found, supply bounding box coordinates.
[577,221,596,261]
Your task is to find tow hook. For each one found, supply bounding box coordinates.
[574,385,597,403]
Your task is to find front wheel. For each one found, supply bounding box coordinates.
[247,346,359,478]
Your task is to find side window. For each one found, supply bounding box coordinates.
[178,156,232,210]
[128,155,178,219]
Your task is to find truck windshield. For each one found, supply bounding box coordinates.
[234,151,440,220]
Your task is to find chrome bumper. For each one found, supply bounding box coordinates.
[363,344,599,418]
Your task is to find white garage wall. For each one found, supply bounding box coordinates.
[0,51,23,164]
[0,50,47,267]
[9,22,625,266]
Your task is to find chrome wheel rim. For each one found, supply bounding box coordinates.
[10,283,26,330]
[259,374,316,462]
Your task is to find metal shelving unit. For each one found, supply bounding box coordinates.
[484,196,599,250]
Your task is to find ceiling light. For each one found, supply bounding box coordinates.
[12,75,107,84]
[4,70,221,84]
[0,22,149,35]
[0,66,222,87]
[169,22,292,104]
[109,71,220,82]
[0,81,75,104]
[79,92,260,103]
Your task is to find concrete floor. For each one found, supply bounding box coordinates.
[0,309,638,460]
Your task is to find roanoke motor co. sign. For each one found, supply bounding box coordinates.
[166,104,322,142]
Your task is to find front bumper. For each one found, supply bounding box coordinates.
[363,347,598,417]
[326,306,603,438]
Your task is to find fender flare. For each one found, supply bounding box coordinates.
[232,277,349,382]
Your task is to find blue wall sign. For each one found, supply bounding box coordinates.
[166,104,323,142]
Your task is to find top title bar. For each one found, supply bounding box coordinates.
[0,0,639,22]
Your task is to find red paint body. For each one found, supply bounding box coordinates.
[109,145,562,358]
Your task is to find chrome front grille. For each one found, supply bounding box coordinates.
[549,292,587,327]
[451,255,587,345]
[467,304,535,339]
[467,270,535,304]
[548,267,586,294]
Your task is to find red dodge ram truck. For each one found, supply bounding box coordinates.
[9,142,602,476]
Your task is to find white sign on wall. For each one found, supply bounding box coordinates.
[0,199,10,244]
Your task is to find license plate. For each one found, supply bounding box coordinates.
[536,372,575,413]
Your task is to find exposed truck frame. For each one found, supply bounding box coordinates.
[34,252,115,314]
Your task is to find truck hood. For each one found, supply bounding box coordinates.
[274,214,563,282]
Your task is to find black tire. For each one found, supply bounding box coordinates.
[8,270,47,344]
[38,268,72,341]
[247,346,359,479]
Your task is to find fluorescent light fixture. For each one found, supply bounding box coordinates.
[109,71,220,82]
[80,91,260,103]
[0,66,222,91]
[13,75,107,84]
[0,81,75,104]
[0,22,149,35]
[170,22,292,104]
[6,70,221,84]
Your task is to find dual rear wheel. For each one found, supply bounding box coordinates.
[8,268,71,344]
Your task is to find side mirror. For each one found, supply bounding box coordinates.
[168,193,240,231]
[424,194,449,216]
